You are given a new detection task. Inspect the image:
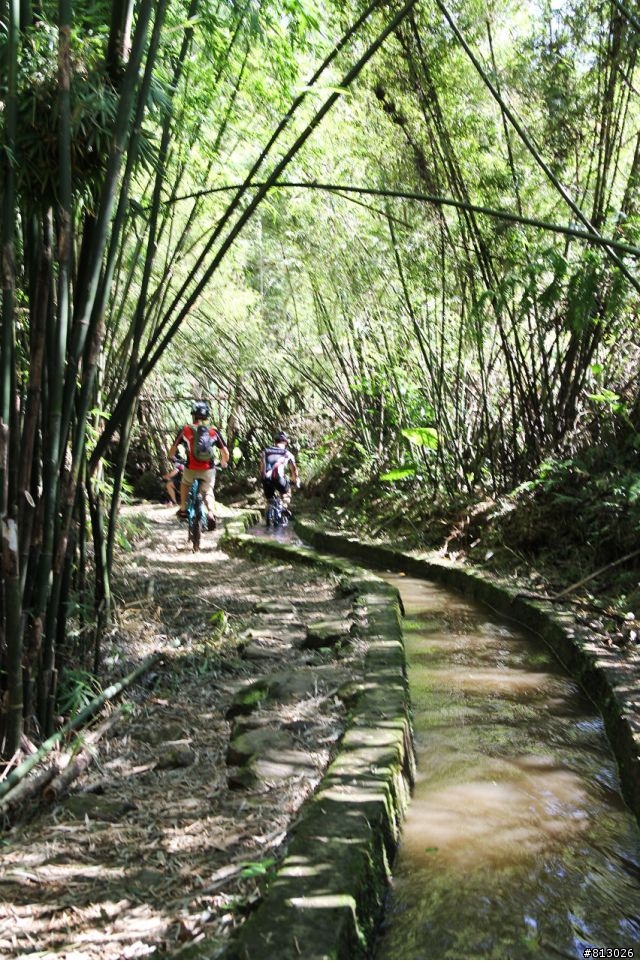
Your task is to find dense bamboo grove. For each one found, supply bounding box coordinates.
[1,0,639,756]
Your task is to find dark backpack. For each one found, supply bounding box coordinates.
[192,424,214,463]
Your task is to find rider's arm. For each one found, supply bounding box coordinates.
[289,454,299,485]
[167,429,184,461]
[213,431,230,468]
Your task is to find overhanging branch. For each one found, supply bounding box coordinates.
[153,179,640,259]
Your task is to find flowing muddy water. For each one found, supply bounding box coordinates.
[374,575,640,960]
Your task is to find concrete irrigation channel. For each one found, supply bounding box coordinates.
[176,513,640,960]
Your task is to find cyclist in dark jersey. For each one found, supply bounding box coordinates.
[260,431,299,512]
[162,453,185,506]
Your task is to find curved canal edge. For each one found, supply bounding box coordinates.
[176,513,417,961]
[294,519,640,827]
[175,512,640,960]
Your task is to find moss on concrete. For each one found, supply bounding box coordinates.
[198,519,415,961]
[303,618,352,650]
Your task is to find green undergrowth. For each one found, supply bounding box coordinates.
[304,443,640,635]
[115,511,155,552]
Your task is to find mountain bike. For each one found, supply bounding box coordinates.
[265,492,289,528]
[186,477,208,551]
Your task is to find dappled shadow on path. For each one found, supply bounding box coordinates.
[0,503,365,960]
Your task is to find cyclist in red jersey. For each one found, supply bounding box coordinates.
[168,401,229,526]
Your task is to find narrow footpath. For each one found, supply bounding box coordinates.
[0,503,367,960]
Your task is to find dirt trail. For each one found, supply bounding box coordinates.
[0,503,364,960]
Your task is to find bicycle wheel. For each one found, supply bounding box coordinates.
[266,498,276,527]
[186,481,201,551]
[190,492,203,551]
[273,496,287,527]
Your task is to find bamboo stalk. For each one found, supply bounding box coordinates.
[42,707,124,803]
[433,0,640,294]
[516,548,640,603]
[141,0,391,366]
[0,653,160,800]
[90,0,423,471]
[0,764,59,818]
[267,181,640,259]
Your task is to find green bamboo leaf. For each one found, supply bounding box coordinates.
[380,468,416,482]
[401,427,438,449]
[587,390,620,404]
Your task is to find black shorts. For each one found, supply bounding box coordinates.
[262,476,289,498]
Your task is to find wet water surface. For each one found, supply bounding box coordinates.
[247,520,304,546]
[374,576,640,960]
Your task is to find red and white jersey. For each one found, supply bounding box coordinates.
[174,424,227,470]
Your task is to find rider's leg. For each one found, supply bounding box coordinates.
[166,478,178,505]
[262,478,275,502]
[192,468,216,516]
[263,479,275,524]
[179,467,207,515]
[278,478,291,510]
[179,480,189,511]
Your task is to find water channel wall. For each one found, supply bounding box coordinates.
[175,513,416,960]
[293,519,640,830]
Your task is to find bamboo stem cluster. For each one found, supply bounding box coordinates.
[0,0,423,756]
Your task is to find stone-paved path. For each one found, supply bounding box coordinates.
[0,503,366,960]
